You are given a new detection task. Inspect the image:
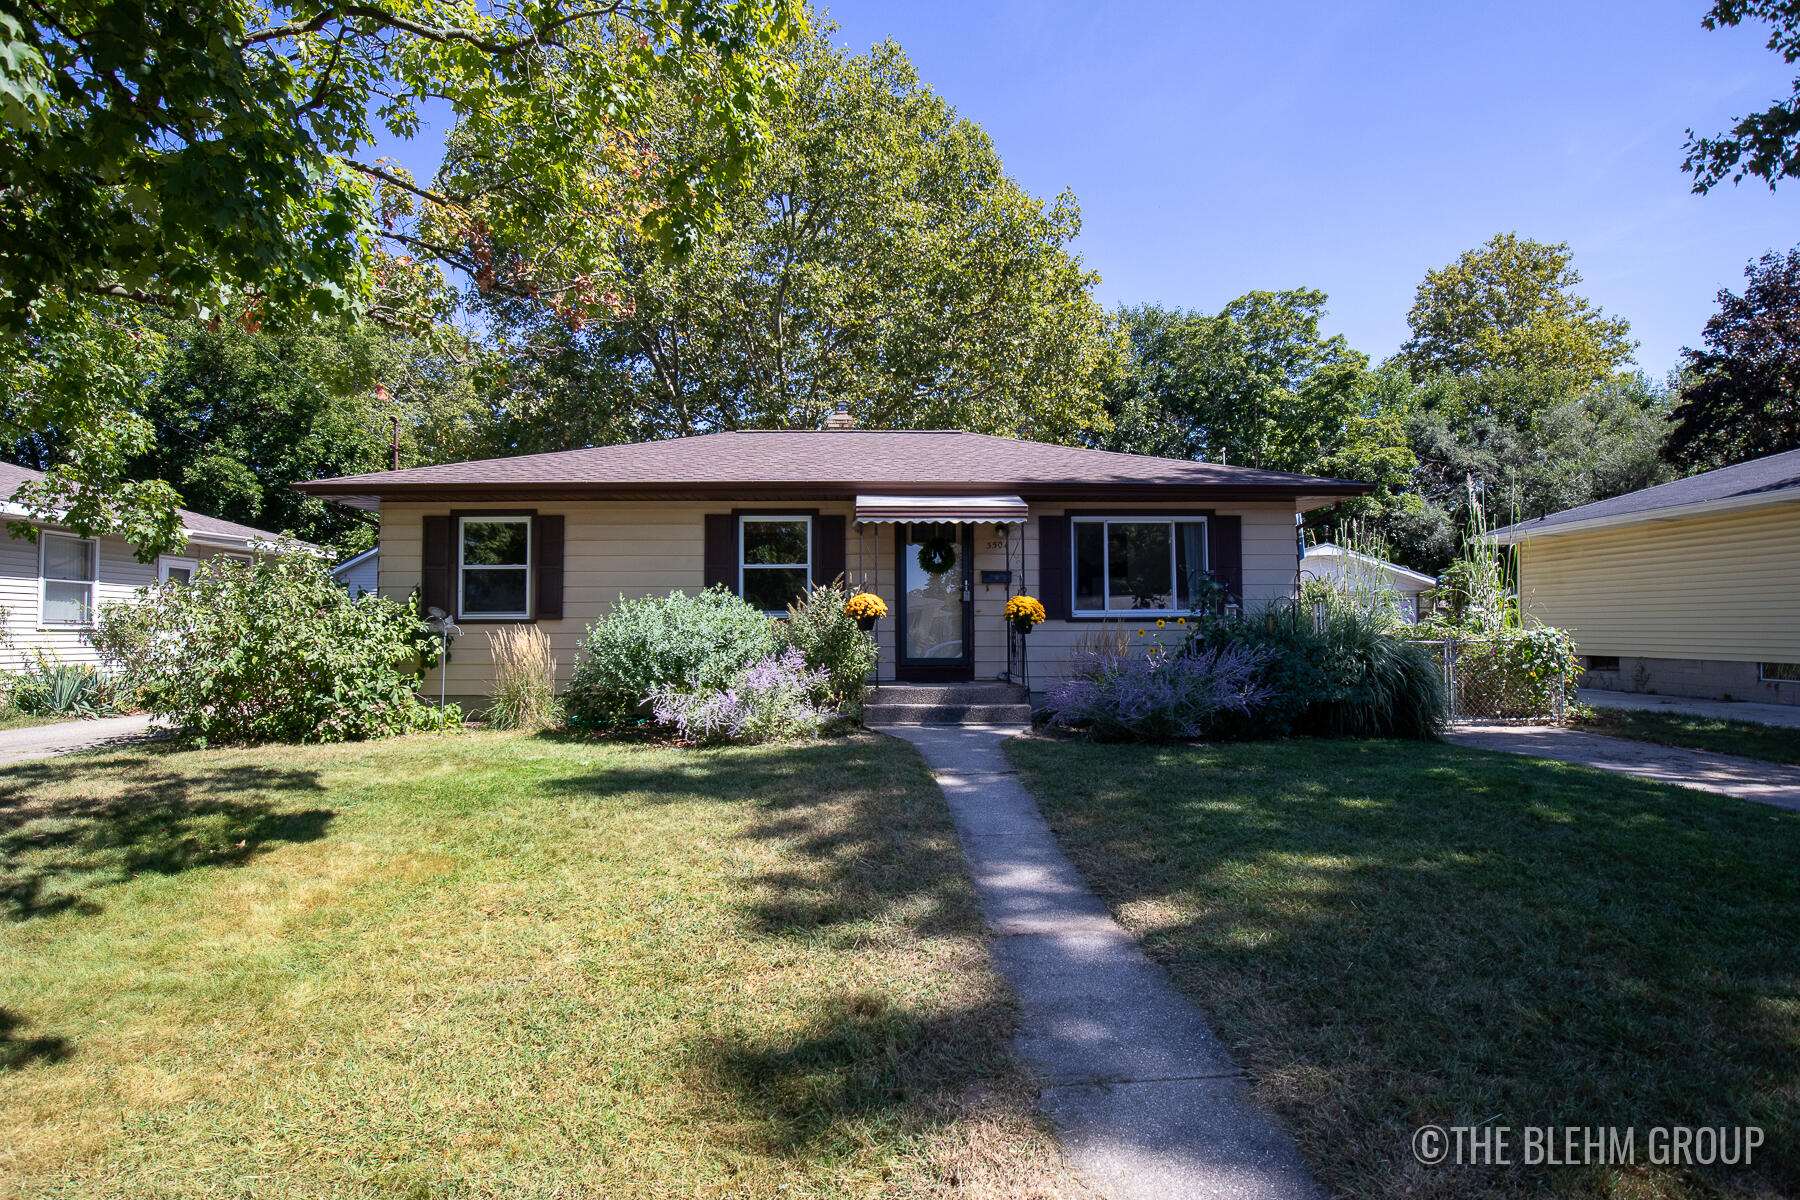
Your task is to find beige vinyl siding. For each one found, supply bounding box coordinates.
[382,501,829,698]
[0,525,246,670]
[1516,501,1800,662]
[1010,502,1300,685]
[385,498,1303,700]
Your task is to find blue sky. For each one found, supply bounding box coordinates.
[383,1,1796,377]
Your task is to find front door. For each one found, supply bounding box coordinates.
[896,523,974,681]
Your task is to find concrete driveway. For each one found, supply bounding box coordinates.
[1581,688,1800,730]
[1449,723,1800,811]
[0,715,159,767]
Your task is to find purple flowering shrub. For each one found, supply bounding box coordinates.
[1044,644,1273,742]
[648,647,834,744]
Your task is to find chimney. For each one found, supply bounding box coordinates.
[825,400,857,429]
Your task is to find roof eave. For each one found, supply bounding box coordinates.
[1489,488,1800,544]
[292,479,1375,504]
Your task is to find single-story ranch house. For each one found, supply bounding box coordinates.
[1492,447,1800,706]
[293,425,1371,703]
[0,460,292,670]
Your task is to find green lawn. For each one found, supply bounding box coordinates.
[1577,706,1800,766]
[1008,735,1800,1200]
[0,712,80,733]
[2,731,1077,1200]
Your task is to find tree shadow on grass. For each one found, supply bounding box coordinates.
[545,735,1031,1164]
[692,989,1019,1158]
[545,735,978,945]
[0,1006,72,1071]
[1011,736,1800,1200]
[0,753,332,921]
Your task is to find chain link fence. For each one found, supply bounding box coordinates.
[1411,637,1571,725]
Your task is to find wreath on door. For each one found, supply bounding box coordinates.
[916,537,957,576]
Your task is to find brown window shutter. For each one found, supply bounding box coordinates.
[1038,514,1070,620]
[812,514,846,588]
[703,514,737,591]
[1211,515,1242,609]
[533,514,564,620]
[421,515,453,617]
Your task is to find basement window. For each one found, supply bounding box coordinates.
[1760,662,1800,683]
[1583,655,1621,673]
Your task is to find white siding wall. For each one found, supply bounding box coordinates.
[334,550,380,597]
[383,498,1304,700]
[0,525,244,670]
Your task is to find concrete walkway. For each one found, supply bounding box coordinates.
[1448,723,1800,811]
[1580,688,1800,730]
[0,714,157,767]
[883,724,1323,1200]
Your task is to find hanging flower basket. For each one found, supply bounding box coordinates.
[916,538,957,576]
[1006,594,1046,634]
[844,592,887,631]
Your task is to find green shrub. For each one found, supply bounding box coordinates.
[1451,626,1581,719]
[1187,602,1446,739]
[564,588,777,726]
[9,656,125,718]
[90,546,447,745]
[781,579,879,708]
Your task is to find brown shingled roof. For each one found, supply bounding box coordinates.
[292,430,1372,506]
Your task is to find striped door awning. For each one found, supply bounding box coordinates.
[853,494,1029,524]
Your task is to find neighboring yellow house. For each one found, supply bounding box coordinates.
[293,421,1371,709]
[1491,447,1800,707]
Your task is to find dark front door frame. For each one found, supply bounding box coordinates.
[894,523,975,682]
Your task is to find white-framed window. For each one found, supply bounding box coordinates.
[1071,516,1209,615]
[459,515,532,619]
[1761,662,1800,683]
[158,555,199,585]
[40,532,98,627]
[739,515,811,614]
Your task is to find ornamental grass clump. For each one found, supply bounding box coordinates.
[1044,644,1272,742]
[1187,602,1447,739]
[649,647,833,744]
[485,625,559,730]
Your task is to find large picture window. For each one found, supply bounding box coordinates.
[459,516,531,619]
[740,516,810,613]
[41,532,97,627]
[1072,517,1208,614]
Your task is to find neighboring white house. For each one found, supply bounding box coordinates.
[331,546,379,597]
[0,461,296,670]
[1299,542,1436,622]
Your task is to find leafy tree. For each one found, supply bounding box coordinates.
[1684,1,1800,190]
[1395,233,1636,384]
[1384,370,1675,573]
[471,34,1117,447]
[1664,248,1800,469]
[1103,294,1414,488]
[0,0,806,552]
[2,319,482,554]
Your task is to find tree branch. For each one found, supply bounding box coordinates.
[347,159,468,207]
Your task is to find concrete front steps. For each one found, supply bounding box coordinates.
[864,681,1032,726]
